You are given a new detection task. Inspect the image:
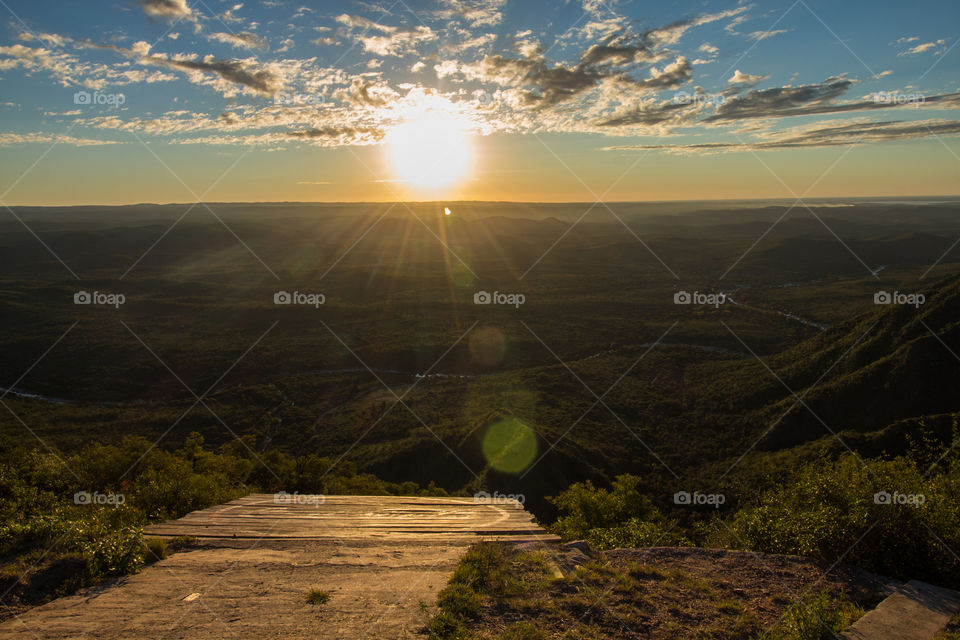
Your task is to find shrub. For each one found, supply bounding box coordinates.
[428,611,465,639]
[436,583,482,619]
[306,589,330,605]
[728,454,960,586]
[766,589,863,640]
[145,537,167,563]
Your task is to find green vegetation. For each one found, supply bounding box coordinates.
[727,453,960,586]
[547,450,960,588]
[547,475,688,549]
[306,589,331,605]
[429,542,869,639]
[4,204,960,630]
[765,590,864,640]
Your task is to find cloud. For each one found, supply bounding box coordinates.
[287,126,385,145]
[898,39,947,56]
[728,69,768,86]
[0,42,177,89]
[595,99,697,127]
[705,76,855,121]
[149,56,284,95]
[336,14,437,57]
[208,32,268,50]
[0,132,118,146]
[605,119,960,153]
[332,77,397,107]
[646,5,749,47]
[358,27,436,56]
[437,0,507,28]
[435,60,459,78]
[748,29,788,42]
[220,3,244,24]
[138,0,194,20]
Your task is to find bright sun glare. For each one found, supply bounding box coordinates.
[386,109,472,191]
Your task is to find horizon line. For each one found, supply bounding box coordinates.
[8,194,960,209]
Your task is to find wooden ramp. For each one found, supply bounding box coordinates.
[0,494,556,640]
[144,494,556,542]
[842,580,960,640]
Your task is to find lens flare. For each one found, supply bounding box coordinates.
[482,418,538,474]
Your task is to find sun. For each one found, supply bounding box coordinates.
[386,110,472,191]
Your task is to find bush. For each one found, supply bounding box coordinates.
[428,611,466,639]
[728,454,960,586]
[547,474,683,549]
[145,537,167,563]
[436,583,482,619]
[766,589,863,640]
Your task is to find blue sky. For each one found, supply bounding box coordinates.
[0,0,958,204]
